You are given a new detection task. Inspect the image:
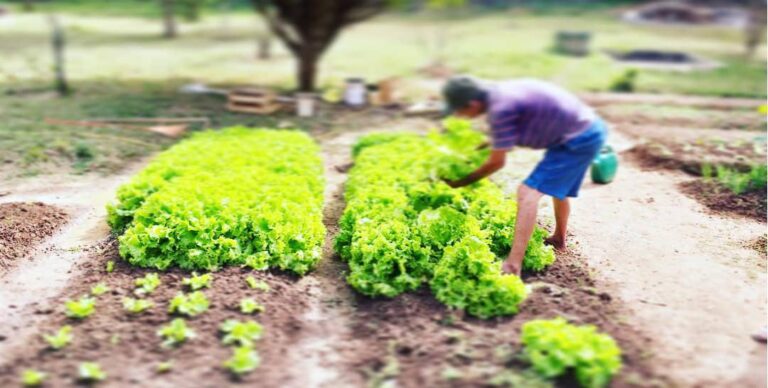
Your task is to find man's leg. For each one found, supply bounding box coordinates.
[546,197,569,250]
[502,184,543,277]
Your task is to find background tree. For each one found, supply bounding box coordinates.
[160,0,178,38]
[744,0,766,58]
[251,0,387,91]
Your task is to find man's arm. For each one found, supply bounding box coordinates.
[444,149,507,188]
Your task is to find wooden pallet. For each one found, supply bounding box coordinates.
[227,87,280,114]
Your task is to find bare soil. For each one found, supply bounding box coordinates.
[0,232,661,388]
[0,123,663,388]
[679,180,767,222]
[568,156,767,387]
[0,202,68,270]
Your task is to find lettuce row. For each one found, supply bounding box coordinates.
[335,118,555,317]
[107,128,325,275]
[521,318,623,388]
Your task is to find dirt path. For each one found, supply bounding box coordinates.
[570,157,767,387]
[581,92,766,110]
[281,128,369,387]
[0,160,150,357]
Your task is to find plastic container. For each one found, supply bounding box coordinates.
[591,145,618,184]
[296,93,316,117]
[343,78,367,107]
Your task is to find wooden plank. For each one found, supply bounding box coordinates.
[229,95,272,104]
[226,103,280,114]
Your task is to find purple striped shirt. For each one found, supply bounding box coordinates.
[484,79,596,150]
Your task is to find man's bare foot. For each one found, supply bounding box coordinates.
[544,235,566,251]
[334,162,353,173]
[501,260,521,277]
[751,327,767,343]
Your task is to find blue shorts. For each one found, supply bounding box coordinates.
[523,119,608,200]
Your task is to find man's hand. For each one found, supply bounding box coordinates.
[442,178,461,188]
[475,141,490,151]
[501,260,521,277]
[441,150,507,189]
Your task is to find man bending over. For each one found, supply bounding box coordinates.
[441,77,607,277]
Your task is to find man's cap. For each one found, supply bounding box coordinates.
[442,77,483,116]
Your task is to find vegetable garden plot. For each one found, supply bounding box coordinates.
[335,119,555,318]
[107,127,325,275]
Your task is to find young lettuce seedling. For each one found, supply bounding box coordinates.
[220,319,263,347]
[245,276,270,292]
[77,362,107,382]
[135,273,161,295]
[106,260,115,273]
[122,298,154,314]
[224,346,260,376]
[43,325,73,350]
[156,360,174,374]
[182,272,212,291]
[157,318,195,348]
[168,291,209,317]
[90,282,110,296]
[239,298,264,314]
[65,296,96,319]
[21,369,47,387]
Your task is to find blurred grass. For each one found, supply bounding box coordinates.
[0,3,765,178]
[0,7,763,96]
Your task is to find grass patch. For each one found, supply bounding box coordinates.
[703,163,767,195]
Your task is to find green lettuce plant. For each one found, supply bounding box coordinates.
[135,273,161,295]
[168,291,209,317]
[157,318,195,347]
[77,362,106,382]
[430,236,527,318]
[334,118,554,317]
[182,272,212,290]
[224,345,260,376]
[43,325,73,350]
[245,276,270,292]
[107,128,325,275]
[21,369,46,387]
[123,298,154,314]
[521,318,622,388]
[240,298,264,314]
[65,296,96,319]
[220,319,264,347]
[90,282,110,296]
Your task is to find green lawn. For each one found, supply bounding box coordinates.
[0,6,764,96]
[0,3,764,178]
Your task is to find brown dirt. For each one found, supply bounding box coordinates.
[746,235,767,259]
[336,251,662,388]
[0,239,315,387]
[0,202,68,270]
[599,111,765,132]
[0,242,663,388]
[679,180,767,222]
[0,124,664,388]
[626,137,764,176]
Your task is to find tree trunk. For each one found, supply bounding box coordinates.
[298,50,318,92]
[257,34,271,60]
[49,15,70,96]
[744,1,766,59]
[161,0,177,39]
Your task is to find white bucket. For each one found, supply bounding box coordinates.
[296,93,316,117]
[343,78,367,107]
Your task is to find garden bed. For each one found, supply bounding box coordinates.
[0,202,68,270]
[0,124,665,387]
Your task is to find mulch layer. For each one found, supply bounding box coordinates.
[0,202,68,270]
[679,180,767,223]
